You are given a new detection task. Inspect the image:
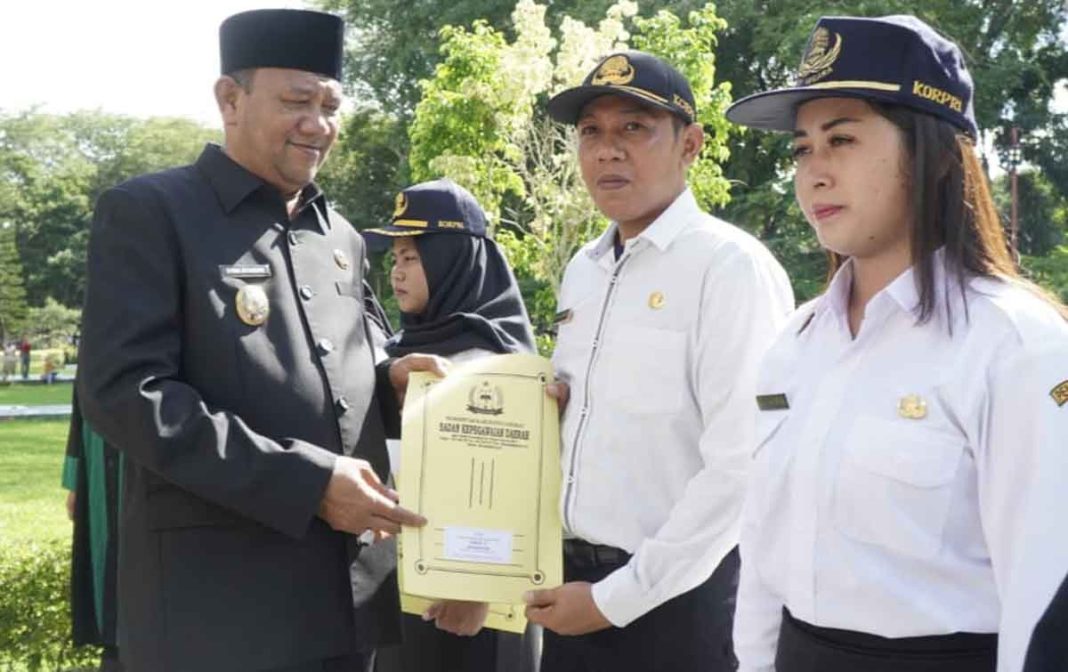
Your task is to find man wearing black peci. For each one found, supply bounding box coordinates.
[77,9,443,671]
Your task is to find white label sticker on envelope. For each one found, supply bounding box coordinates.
[443,527,513,564]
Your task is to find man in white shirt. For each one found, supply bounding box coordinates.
[523,51,794,672]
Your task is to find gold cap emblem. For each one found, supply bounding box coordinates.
[393,192,408,218]
[648,291,666,310]
[897,394,927,420]
[333,249,350,270]
[591,54,635,86]
[235,284,270,327]
[797,27,842,83]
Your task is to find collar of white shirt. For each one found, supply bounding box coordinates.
[585,187,699,261]
[817,248,954,327]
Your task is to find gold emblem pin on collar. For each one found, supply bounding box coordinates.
[648,291,665,310]
[333,249,350,270]
[235,285,270,326]
[897,394,927,420]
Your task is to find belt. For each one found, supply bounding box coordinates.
[776,607,997,672]
[563,539,631,569]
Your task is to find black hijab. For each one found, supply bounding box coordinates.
[385,233,535,357]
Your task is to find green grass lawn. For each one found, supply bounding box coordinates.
[0,382,74,407]
[0,419,100,671]
[0,419,72,546]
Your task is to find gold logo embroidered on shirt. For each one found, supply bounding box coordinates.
[897,394,927,420]
[1051,380,1068,407]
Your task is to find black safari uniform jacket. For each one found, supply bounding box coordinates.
[77,145,400,671]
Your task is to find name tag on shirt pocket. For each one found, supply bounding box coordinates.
[834,416,965,559]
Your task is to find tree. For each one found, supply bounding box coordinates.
[323,0,1068,304]
[406,0,733,347]
[318,108,410,233]
[316,0,618,118]
[699,0,1068,299]
[992,170,1067,256]
[0,221,27,342]
[0,110,218,307]
[24,298,80,349]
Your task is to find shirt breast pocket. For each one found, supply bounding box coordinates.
[604,326,687,414]
[833,416,964,559]
[743,410,789,526]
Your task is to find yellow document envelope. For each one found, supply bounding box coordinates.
[396,513,527,633]
[399,353,563,605]
[398,593,527,634]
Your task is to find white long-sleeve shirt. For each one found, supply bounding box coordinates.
[551,188,794,627]
[734,254,1068,672]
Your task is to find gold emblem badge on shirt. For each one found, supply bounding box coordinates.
[1051,380,1068,407]
[648,291,666,310]
[235,285,270,326]
[897,394,927,420]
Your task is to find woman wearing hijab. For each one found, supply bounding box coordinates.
[363,178,538,672]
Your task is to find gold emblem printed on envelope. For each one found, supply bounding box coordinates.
[897,394,927,420]
[235,285,270,326]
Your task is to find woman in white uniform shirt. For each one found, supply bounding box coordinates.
[726,14,1068,672]
[362,178,539,672]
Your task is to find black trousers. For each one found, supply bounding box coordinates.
[776,608,996,672]
[540,545,739,672]
[269,652,375,672]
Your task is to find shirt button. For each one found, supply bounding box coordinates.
[566,475,575,484]
[317,338,334,354]
[299,285,314,300]
[288,231,300,246]
[336,396,350,413]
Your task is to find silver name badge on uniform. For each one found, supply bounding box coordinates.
[220,264,272,280]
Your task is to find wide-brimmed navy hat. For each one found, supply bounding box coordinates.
[220,9,345,81]
[363,179,488,249]
[548,51,697,125]
[726,15,977,138]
